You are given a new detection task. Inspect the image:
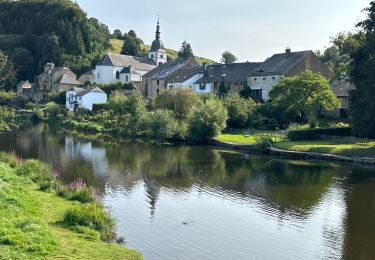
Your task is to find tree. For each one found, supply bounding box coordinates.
[0,50,16,91]
[187,99,228,144]
[113,29,123,39]
[269,70,340,122]
[319,32,364,80]
[349,1,375,137]
[177,41,194,59]
[121,36,140,56]
[140,109,178,140]
[153,89,202,120]
[128,30,137,38]
[221,51,237,64]
[223,93,257,128]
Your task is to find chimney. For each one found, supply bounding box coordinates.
[203,62,208,76]
[285,47,292,58]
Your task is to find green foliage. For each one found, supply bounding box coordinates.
[63,203,116,242]
[0,50,16,90]
[188,99,228,143]
[269,70,340,121]
[223,93,257,128]
[0,105,17,131]
[0,0,110,81]
[287,127,352,141]
[45,102,61,121]
[153,89,202,120]
[48,90,67,105]
[140,109,178,140]
[349,2,375,138]
[71,225,100,241]
[266,118,279,131]
[218,82,230,96]
[177,41,194,59]
[221,51,238,64]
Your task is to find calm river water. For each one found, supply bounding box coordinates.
[0,125,374,260]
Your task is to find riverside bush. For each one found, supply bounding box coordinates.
[63,203,116,242]
[188,99,228,144]
[140,109,178,140]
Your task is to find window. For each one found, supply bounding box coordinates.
[169,85,173,89]
[272,77,276,80]
[125,75,129,82]
[199,83,206,91]
[158,62,163,66]
[157,89,160,94]
[116,71,120,80]
[250,89,262,100]
[97,72,100,79]
[157,80,160,85]
[161,54,164,58]
[151,54,154,58]
[214,83,218,89]
[254,78,257,81]
[263,77,266,81]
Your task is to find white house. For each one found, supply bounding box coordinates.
[167,66,210,94]
[95,20,168,86]
[66,87,107,111]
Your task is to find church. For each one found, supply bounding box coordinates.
[95,20,167,88]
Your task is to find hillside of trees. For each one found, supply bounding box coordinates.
[0,0,110,83]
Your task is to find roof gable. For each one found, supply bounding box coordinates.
[97,53,156,71]
[143,58,198,79]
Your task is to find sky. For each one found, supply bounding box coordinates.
[76,0,370,62]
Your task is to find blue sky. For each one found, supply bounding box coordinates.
[76,0,369,62]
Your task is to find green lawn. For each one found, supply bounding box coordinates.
[0,161,142,259]
[275,140,375,158]
[217,132,284,144]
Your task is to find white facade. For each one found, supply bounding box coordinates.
[148,50,167,66]
[95,65,148,85]
[247,75,282,101]
[66,88,107,111]
[192,82,213,94]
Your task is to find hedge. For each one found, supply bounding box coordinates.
[287,127,352,141]
[92,103,108,113]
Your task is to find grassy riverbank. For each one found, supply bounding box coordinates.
[275,140,375,158]
[217,131,284,144]
[0,153,142,259]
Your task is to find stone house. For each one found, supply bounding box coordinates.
[247,48,332,101]
[328,81,355,118]
[195,62,261,95]
[16,80,33,99]
[166,66,206,94]
[142,58,199,98]
[33,62,81,103]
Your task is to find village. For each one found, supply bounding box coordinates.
[16,20,351,119]
[1,0,375,259]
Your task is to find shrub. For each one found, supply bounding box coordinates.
[223,93,257,128]
[92,103,108,113]
[188,99,228,144]
[63,203,116,241]
[45,102,61,121]
[71,225,100,241]
[287,127,352,141]
[32,109,44,123]
[140,109,178,140]
[58,179,99,203]
[153,89,201,120]
[266,118,279,131]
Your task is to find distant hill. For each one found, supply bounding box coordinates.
[108,39,216,65]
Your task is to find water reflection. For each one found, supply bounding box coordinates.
[1,124,375,259]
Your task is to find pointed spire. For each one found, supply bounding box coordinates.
[155,13,161,39]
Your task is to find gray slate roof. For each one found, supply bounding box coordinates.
[196,62,262,84]
[75,87,105,97]
[249,51,312,76]
[143,58,195,79]
[97,53,156,71]
[17,80,31,89]
[81,69,95,76]
[150,38,165,52]
[120,66,139,74]
[168,66,204,84]
[55,74,81,85]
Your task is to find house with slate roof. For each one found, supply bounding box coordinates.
[95,20,167,88]
[78,69,96,85]
[142,57,199,98]
[166,66,207,94]
[247,48,332,101]
[16,80,33,99]
[195,62,261,95]
[33,62,81,103]
[66,87,107,111]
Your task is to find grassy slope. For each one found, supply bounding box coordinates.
[217,131,284,144]
[0,162,142,260]
[275,140,375,158]
[109,39,216,64]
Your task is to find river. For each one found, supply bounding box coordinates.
[0,124,374,260]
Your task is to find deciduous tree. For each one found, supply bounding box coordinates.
[177,41,194,59]
[221,51,237,64]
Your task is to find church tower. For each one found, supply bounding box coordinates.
[148,19,167,66]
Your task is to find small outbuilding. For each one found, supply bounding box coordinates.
[66,87,107,111]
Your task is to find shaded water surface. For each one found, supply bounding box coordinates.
[0,125,375,260]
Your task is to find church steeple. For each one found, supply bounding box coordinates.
[155,16,161,39]
[149,15,167,66]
